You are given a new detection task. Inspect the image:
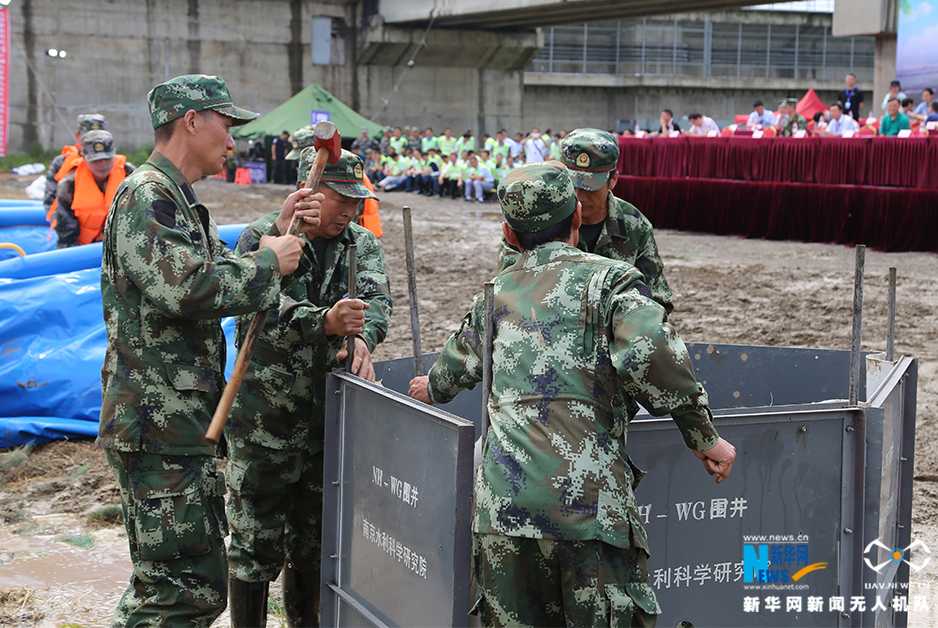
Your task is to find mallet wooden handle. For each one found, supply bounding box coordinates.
[205,142,335,444]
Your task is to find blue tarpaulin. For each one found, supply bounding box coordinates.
[0,203,56,261]
[0,222,249,448]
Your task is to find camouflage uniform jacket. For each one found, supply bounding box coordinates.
[97,151,284,457]
[779,113,808,137]
[428,242,718,551]
[227,213,391,453]
[497,192,674,312]
[379,136,392,155]
[44,151,72,215]
[351,136,379,154]
[54,161,136,248]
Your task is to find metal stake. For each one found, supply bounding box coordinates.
[346,243,358,374]
[402,206,423,378]
[481,282,495,448]
[887,267,897,361]
[849,245,864,405]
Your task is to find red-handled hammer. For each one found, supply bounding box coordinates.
[206,121,342,444]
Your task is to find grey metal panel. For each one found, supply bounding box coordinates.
[321,373,475,628]
[685,343,867,409]
[376,345,867,427]
[862,357,918,628]
[374,353,484,430]
[311,17,332,66]
[629,408,857,627]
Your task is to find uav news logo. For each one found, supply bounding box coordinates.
[864,538,931,574]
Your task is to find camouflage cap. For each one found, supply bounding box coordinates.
[147,74,258,130]
[285,125,316,160]
[298,148,378,200]
[81,130,116,162]
[779,97,799,109]
[77,114,106,135]
[560,128,619,192]
[497,161,576,233]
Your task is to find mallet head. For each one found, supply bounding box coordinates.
[313,120,342,164]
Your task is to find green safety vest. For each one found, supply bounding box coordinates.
[438,136,457,155]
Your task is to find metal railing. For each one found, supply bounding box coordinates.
[529,16,874,81]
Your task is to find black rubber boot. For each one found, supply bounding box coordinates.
[282,562,321,628]
[228,578,269,628]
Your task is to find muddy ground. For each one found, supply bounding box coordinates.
[1,174,936,626]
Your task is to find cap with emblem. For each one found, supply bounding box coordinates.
[286,125,316,159]
[559,128,619,192]
[147,74,258,130]
[497,161,576,233]
[81,130,116,162]
[779,97,799,109]
[298,148,378,200]
[77,114,106,135]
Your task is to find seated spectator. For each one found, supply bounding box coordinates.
[405,149,429,193]
[655,109,681,135]
[378,151,409,190]
[438,152,462,199]
[812,111,829,131]
[814,103,857,136]
[747,100,777,128]
[776,98,807,136]
[901,98,916,117]
[510,133,525,158]
[684,112,719,135]
[363,148,383,183]
[879,98,911,136]
[911,88,935,122]
[881,81,907,114]
[926,101,938,123]
[459,154,494,203]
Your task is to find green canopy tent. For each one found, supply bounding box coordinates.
[232,83,383,142]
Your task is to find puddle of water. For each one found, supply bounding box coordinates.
[0,514,131,590]
[466,210,503,219]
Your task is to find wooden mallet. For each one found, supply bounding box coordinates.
[205,120,342,444]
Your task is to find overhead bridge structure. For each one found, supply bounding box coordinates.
[379,0,768,29]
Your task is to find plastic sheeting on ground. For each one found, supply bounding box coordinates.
[0,224,249,448]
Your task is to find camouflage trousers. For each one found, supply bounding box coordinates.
[225,438,324,582]
[104,449,228,628]
[472,533,660,628]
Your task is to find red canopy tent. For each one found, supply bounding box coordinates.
[796,88,828,119]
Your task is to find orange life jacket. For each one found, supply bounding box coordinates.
[358,174,383,238]
[45,145,85,221]
[70,156,127,245]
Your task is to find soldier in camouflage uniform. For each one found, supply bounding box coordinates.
[225,149,391,627]
[52,130,136,248]
[285,124,316,160]
[98,74,317,627]
[351,126,379,154]
[410,162,736,628]
[777,98,808,137]
[44,114,107,219]
[378,126,393,156]
[496,129,674,313]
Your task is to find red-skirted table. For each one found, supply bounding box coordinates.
[617,135,938,189]
[614,136,938,251]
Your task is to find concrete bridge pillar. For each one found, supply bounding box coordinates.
[833,0,899,116]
